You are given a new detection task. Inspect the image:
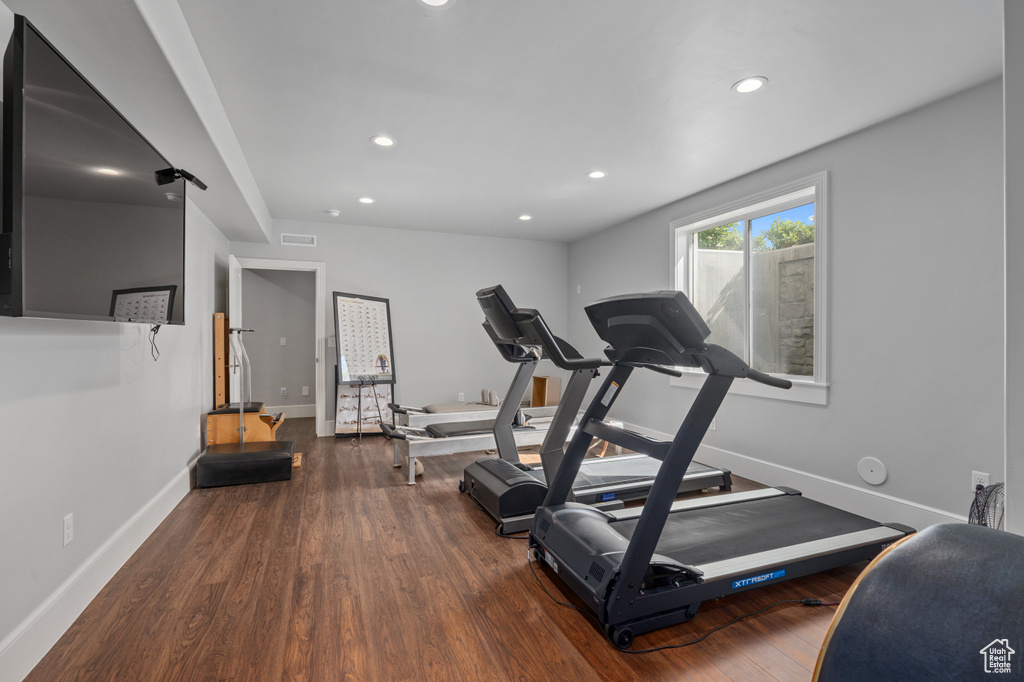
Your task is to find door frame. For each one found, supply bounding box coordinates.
[228,255,328,437]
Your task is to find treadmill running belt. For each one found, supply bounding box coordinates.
[614,495,880,567]
[529,457,721,489]
[573,456,658,488]
[572,458,722,490]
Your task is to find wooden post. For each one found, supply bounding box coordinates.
[214,313,229,407]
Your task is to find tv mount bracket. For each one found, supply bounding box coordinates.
[155,167,208,191]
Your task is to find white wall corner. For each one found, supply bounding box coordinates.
[0,467,192,682]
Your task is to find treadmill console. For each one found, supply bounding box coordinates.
[476,285,522,343]
[584,290,711,367]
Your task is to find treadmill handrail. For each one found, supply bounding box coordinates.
[747,367,792,390]
[512,309,608,371]
[482,320,542,364]
[581,419,671,461]
[629,363,684,378]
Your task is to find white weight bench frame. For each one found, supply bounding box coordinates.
[391,422,553,485]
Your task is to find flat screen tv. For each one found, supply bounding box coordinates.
[1,15,186,325]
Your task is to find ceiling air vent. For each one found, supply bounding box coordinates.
[280,233,317,247]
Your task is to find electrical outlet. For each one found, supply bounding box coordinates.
[302,385,310,397]
[280,337,287,346]
[63,513,73,547]
[458,392,464,402]
[280,387,287,397]
[709,418,717,431]
[972,470,990,490]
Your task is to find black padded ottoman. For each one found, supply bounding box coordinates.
[196,441,294,488]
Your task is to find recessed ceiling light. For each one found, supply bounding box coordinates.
[371,135,396,147]
[165,192,182,202]
[519,215,532,221]
[419,0,452,6]
[358,197,375,204]
[732,76,768,94]
[325,209,341,217]
[587,170,606,179]
[96,168,120,175]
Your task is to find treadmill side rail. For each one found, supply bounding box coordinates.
[615,526,913,640]
[605,487,787,522]
[697,526,910,583]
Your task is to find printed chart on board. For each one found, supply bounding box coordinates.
[333,292,396,435]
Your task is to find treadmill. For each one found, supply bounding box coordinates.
[461,286,732,533]
[530,290,915,648]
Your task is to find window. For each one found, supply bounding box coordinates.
[671,173,828,405]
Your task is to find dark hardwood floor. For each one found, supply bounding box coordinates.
[25,418,860,681]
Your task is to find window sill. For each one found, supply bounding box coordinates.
[669,371,829,406]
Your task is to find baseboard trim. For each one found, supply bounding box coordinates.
[0,467,192,682]
[621,421,964,530]
[264,403,316,419]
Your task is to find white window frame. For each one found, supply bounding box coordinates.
[669,172,829,405]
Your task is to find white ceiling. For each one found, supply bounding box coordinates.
[2,0,1004,243]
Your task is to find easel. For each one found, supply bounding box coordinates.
[353,376,386,445]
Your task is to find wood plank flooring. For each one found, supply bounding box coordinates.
[25,419,861,681]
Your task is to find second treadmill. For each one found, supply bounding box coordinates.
[460,285,732,533]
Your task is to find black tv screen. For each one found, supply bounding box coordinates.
[1,15,186,324]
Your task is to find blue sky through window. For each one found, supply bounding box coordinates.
[751,201,815,242]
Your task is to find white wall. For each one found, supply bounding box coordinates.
[231,220,570,429]
[0,200,230,679]
[568,79,1005,526]
[1005,1,1024,534]
[240,269,316,410]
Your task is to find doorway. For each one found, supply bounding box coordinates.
[228,256,328,437]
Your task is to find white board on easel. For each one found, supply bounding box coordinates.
[333,292,396,435]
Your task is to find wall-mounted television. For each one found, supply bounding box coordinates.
[1,15,187,324]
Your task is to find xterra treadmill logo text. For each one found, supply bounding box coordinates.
[732,570,785,589]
